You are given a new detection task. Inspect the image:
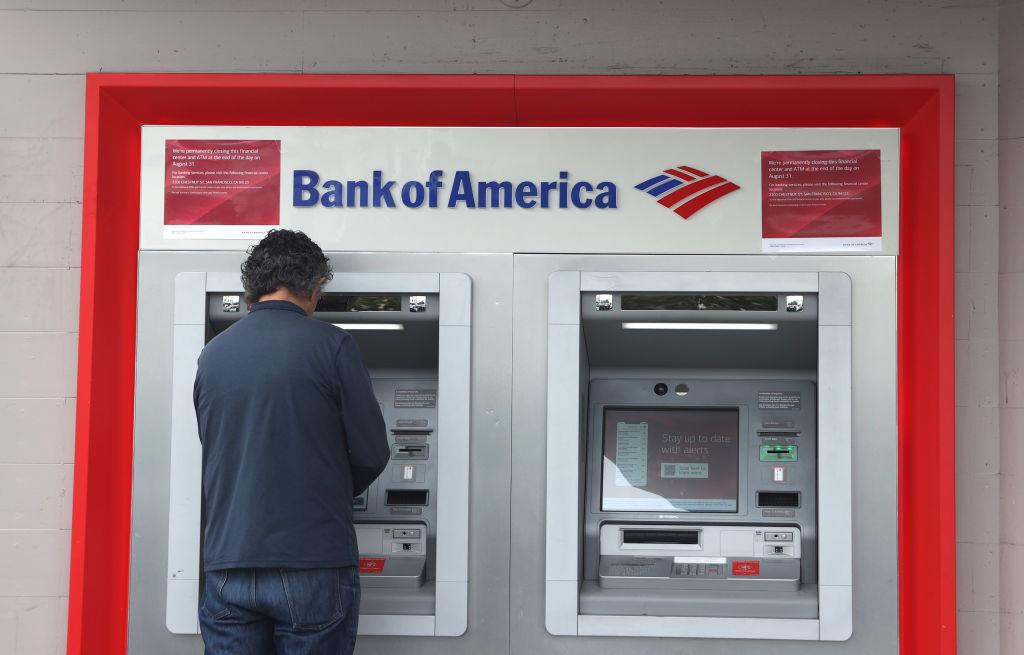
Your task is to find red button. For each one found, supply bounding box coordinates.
[731,560,760,576]
[359,557,386,574]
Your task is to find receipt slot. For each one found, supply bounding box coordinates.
[166,271,470,637]
[544,271,852,641]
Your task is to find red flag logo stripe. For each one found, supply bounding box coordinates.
[657,175,726,208]
[674,181,741,219]
[678,165,708,177]
[664,168,696,181]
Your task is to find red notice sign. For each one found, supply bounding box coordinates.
[164,139,280,236]
[761,149,882,252]
[731,560,761,577]
[358,557,387,574]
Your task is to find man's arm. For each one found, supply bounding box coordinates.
[193,366,204,444]
[335,335,391,496]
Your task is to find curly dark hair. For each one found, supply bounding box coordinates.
[240,229,333,304]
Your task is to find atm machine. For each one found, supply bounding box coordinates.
[581,293,820,619]
[540,268,860,644]
[198,284,448,615]
[129,263,473,653]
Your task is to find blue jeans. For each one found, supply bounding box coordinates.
[199,566,360,655]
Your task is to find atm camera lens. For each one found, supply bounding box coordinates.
[654,383,668,396]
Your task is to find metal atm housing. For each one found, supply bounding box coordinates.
[202,288,443,610]
[544,270,853,642]
[162,270,471,639]
[582,301,818,617]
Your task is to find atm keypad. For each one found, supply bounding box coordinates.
[672,563,725,578]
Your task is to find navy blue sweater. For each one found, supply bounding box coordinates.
[194,300,390,571]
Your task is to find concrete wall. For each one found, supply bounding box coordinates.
[1000,2,1024,654]
[0,1,1005,653]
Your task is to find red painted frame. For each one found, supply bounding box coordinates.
[71,74,955,655]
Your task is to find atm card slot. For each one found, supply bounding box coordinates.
[757,431,801,438]
[760,444,798,462]
[391,444,429,460]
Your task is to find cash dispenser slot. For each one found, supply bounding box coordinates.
[757,491,801,508]
[386,489,430,506]
[622,529,700,546]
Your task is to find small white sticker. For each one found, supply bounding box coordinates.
[394,389,437,408]
[758,391,802,410]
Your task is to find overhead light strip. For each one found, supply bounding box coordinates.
[333,323,405,331]
[621,322,778,331]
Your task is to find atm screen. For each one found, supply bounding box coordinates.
[601,408,740,512]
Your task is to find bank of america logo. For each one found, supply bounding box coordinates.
[635,165,740,219]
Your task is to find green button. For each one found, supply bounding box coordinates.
[760,444,798,462]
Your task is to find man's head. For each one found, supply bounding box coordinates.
[240,229,333,314]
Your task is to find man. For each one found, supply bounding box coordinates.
[194,229,390,654]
